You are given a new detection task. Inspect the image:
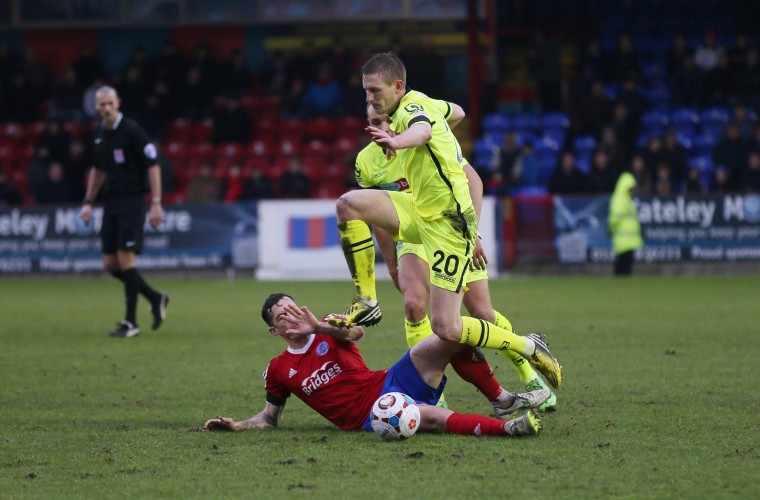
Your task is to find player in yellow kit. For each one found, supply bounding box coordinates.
[355,104,556,411]
[328,52,562,389]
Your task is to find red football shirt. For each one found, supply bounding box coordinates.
[264,333,388,430]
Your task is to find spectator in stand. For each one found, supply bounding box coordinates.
[513,141,539,187]
[407,39,444,93]
[64,139,90,202]
[344,72,368,117]
[291,41,322,83]
[616,77,646,126]
[713,123,750,187]
[83,76,106,120]
[301,63,343,117]
[189,43,220,96]
[262,50,293,95]
[548,151,588,194]
[241,169,275,200]
[325,37,353,86]
[72,46,105,88]
[609,102,637,159]
[219,49,251,98]
[587,150,618,193]
[185,161,221,203]
[222,163,244,203]
[661,129,688,185]
[607,34,640,83]
[579,38,605,86]
[138,94,169,141]
[0,170,23,206]
[27,146,52,199]
[728,35,750,73]
[630,154,652,196]
[667,35,692,75]
[0,42,20,90]
[577,81,612,135]
[684,167,705,194]
[5,72,40,123]
[641,135,664,179]
[653,161,673,197]
[177,67,211,120]
[701,52,733,106]
[118,65,149,118]
[732,105,756,141]
[737,49,760,109]
[487,170,508,196]
[151,139,177,199]
[497,131,521,184]
[37,120,72,164]
[35,162,72,205]
[711,167,734,193]
[51,68,85,122]
[154,42,187,87]
[672,54,702,107]
[282,74,306,118]
[694,30,724,73]
[744,151,760,193]
[20,48,50,98]
[526,31,562,111]
[213,97,252,145]
[279,157,310,198]
[597,126,625,171]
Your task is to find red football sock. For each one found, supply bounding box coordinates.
[445,413,508,436]
[449,347,503,401]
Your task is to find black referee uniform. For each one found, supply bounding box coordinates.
[88,112,169,337]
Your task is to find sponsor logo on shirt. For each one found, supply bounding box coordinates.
[378,178,409,192]
[404,103,424,114]
[113,149,125,164]
[288,368,297,378]
[301,361,342,396]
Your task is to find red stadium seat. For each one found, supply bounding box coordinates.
[62,121,85,139]
[314,180,347,199]
[1,122,25,143]
[276,134,303,156]
[0,145,13,174]
[332,133,360,156]
[24,122,45,147]
[216,142,244,162]
[193,119,214,143]
[279,118,306,137]
[305,117,333,140]
[260,94,282,116]
[242,157,270,172]
[168,118,193,143]
[255,117,278,137]
[336,116,364,132]
[248,136,274,158]
[189,142,215,162]
[302,157,329,179]
[304,138,331,157]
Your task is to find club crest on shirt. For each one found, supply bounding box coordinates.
[113,149,125,164]
[316,341,329,356]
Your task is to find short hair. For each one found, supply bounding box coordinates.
[261,293,293,326]
[361,52,406,86]
[95,85,119,100]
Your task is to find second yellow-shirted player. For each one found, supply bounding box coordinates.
[329,52,562,389]
[355,104,556,411]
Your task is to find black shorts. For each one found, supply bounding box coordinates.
[100,196,146,255]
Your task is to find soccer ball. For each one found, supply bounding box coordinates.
[370,392,421,440]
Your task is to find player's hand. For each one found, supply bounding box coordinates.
[149,203,164,229]
[366,126,399,155]
[282,304,319,335]
[80,204,92,223]
[204,416,238,431]
[470,237,488,271]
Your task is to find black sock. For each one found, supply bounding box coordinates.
[121,268,139,325]
[136,271,161,303]
[110,269,160,303]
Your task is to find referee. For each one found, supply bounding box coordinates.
[80,86,169,338]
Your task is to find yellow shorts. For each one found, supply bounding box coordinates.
[397,240,489,284]
[388,191,478,292]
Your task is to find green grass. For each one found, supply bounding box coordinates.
[1,275,759,498]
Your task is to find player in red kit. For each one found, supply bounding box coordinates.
[203,293,549,437]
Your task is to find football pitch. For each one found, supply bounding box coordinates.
[1,274,759,498]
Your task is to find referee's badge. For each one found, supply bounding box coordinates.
[113,149,125,164]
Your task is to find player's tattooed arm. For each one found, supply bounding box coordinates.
[204,403,283,431]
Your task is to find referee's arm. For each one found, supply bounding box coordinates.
[147,163,163,229]
[80,167,106,223]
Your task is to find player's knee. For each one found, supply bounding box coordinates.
[430,317,460,343]
[403,294,427,323]
[336,192,361,222]
[467,305,494,323]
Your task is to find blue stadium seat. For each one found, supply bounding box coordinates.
[641,110,670,131]
[688,155,714,172]
[508,185,548,196]
[645,85,672,107]
[575,155,591,174]
[573,135,596,156]
[534,134,562,154]
[671,108,700,135]
[641,62,666,82]
[512,114,541,134]
[700,107,730,127]
[537,155,557,184]
[541,112,570,130]
[693,132,718,156]
[482,113,511,139]
[675,131,695,151]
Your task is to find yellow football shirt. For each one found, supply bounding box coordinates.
[389,90,472,220]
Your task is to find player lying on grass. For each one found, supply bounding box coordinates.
[203,293,549,437]
[357,103,557,411]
